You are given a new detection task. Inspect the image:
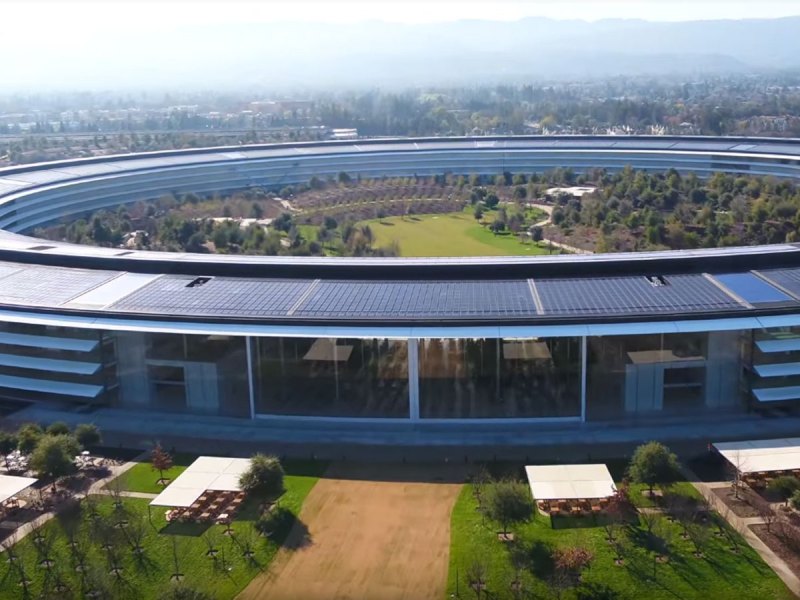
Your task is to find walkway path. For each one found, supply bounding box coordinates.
[529,202,594,255]
[684,470,800,597]
[238,463,465,600]
[0,454,144,550]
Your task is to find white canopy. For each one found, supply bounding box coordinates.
[0,474,37,504]
[714,438,800,474]
[150,456,250,508]
[525,464,615,501]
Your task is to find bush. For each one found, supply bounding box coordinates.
[628,441,681,495]
[790,490,800,511]
[16,423,43,454]
[0,431,17,459]
[46,422,70,436]
[75,423,102,448]
[239,454,284,498]
[767,476,800,504]
[255,505,294,538]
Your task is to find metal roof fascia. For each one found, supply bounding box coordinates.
[757,314,800,329]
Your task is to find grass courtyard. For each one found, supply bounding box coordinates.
[448,482,792,600]
[363,211,555,257]
[0,462,325,600]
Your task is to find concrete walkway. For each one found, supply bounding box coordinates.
[0,454,144,550]
[529,202,595,255]
[685,470,800,597]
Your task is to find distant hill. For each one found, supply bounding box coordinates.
[5,16,800,90]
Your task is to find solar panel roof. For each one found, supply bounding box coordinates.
[755,269,800,300]
[109,276,315,317]
[0,267,120,306]
[535,274,744,316]
[293,280,537,319]
[713,273,793,305]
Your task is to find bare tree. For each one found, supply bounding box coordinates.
[726,450,749,500]
[465,557,488,598]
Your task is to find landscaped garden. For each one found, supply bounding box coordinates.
[0,446,325,600]
[362,209,554,257]
[448,443,793,599]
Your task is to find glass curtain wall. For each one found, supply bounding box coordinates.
[417,337,581,419]
[114,332,250,417]
[586,331,747,420]
[253,337,409,418]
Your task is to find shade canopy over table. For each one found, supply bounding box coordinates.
[525,464,615,501]
[0,474,37,504]
[149,456,250,508]
[714,438,800,474]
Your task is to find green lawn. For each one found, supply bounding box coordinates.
[448,484,791,600]
[1,463,325,600]
[111,453,196,494]
[362,211,557,257]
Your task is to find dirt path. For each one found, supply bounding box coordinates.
[238,463,465,600]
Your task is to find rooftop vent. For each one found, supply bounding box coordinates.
[646,275,668,287]
[186,277,212,288]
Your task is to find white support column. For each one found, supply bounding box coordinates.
[246,336,256,419]
[408,339,420,420]
[580,336,588,423]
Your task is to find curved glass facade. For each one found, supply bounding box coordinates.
[0,321,767,426]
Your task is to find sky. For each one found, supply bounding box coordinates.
[3,0,800,33]
[2,1,800,91]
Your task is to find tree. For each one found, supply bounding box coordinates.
[239,454,285,498]
[551,546,593,598]
[0,431,18,467]
[530,225,544,242]
[473,205,484,221]
[17,423,43,454]
[151,443,174,486]
[75,423,102,449]
[628,441,681,496]
[767,476,800,505]
[484,480,533,536]
[465,557,488,597]
[29,434,79,491]
[46,422,70,436]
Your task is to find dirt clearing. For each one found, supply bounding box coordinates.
[238,462,465,600]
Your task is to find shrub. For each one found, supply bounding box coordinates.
[75,423,102,449]
[158,585,215,600]
[767,476,800,505]
[255,505,294,538]
[239,454,284,498]
[790,490,800,511]
[628,441,681,495]
[0,431,18,460]
[46,422,71,436]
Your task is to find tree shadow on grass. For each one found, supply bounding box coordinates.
[550,514,606,530]
[507,538,554,580]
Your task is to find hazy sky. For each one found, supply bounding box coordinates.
[4,0,800,33]
[3,1,800,91]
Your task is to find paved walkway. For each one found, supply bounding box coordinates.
[684,470,800,597]
[529,203,594,255]
[0,453,144,549]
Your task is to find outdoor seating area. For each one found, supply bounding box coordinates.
[4,450,28,474]
[525,464,616,517]
[165,489,247,524]
[714,437,800,488]
[150,456,251,524]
